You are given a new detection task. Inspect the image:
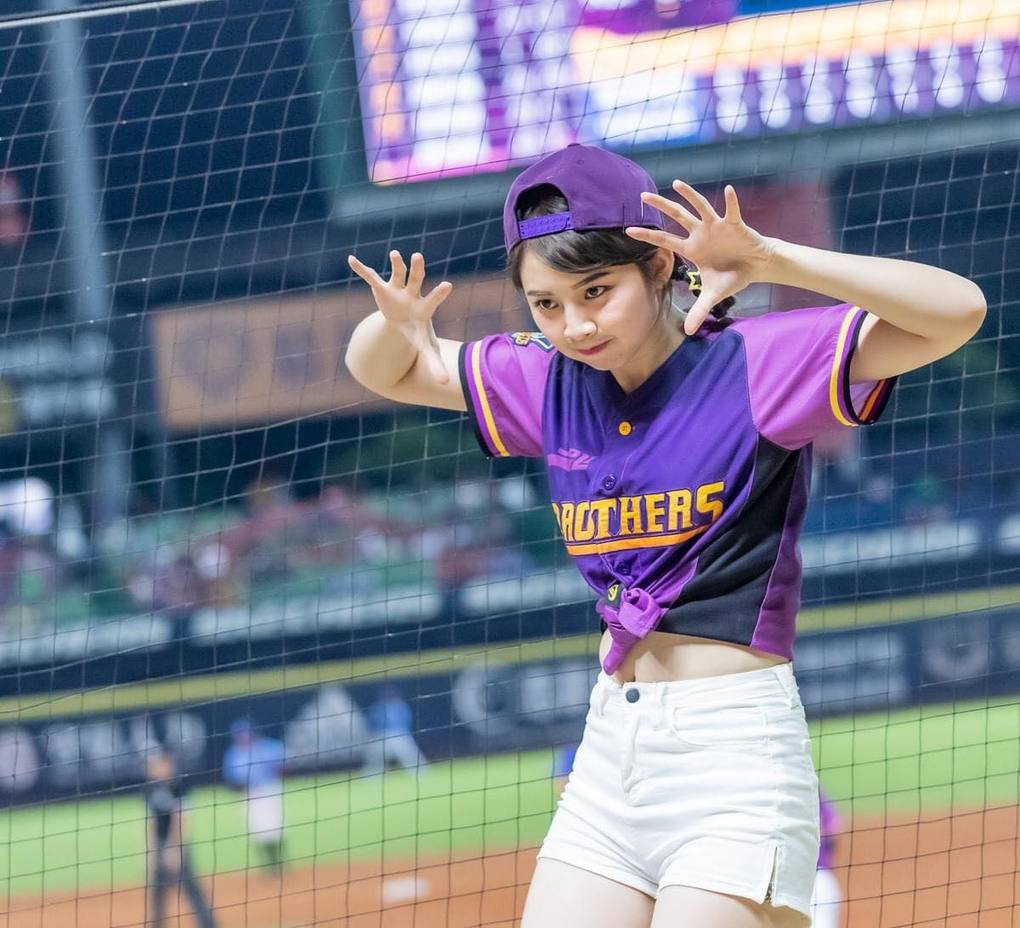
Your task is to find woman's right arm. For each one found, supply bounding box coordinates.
[344,250,466,412]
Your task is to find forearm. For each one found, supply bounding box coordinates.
[761,239,986,338]
[345,311,422,392]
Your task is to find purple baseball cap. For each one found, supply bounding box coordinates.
[503,144,664,254]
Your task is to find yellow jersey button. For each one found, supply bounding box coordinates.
[618,421,633,436]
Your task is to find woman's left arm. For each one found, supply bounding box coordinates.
[761,239,987,383]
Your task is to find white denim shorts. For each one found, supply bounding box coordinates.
[538,663,820,918]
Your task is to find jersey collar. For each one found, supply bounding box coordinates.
[583,330,710,422]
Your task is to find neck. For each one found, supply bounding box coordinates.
[610,308,686,394]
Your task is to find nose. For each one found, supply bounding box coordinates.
[563,305,597,342]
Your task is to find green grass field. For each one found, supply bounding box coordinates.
[2,697,1018,900]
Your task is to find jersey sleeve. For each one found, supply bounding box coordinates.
[458,332,555,458]
[734,303,896,450]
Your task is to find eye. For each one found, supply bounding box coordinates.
[533,299,558,312]
[585,285,608,299]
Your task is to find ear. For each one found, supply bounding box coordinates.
[653,246,675,287]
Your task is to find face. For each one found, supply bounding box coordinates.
[518,247,677,377]
[147,752,174,780]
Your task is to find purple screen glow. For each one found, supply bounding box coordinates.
[350,0,1020,184]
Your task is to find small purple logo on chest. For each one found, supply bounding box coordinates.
[547,448,593,471]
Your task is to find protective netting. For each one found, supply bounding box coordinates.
[0,2,1017,926]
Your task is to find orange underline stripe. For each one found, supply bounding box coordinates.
[859,380,886,420]
[565,524,709,556]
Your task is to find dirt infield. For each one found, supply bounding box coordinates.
[3,806,1017,927]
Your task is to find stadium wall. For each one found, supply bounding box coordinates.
[2,600,1018,807]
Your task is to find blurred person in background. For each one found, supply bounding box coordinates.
[222,717,287,875]
[361,685,426,776]
[0,477,87,633]
[435,477,537,590]
[193,473,404,598]
[553,742,579,796]
[0,172,28,252]
[144,748,217,928]
[810,791,843,928]
[903,470,952,524]
[811,428,864,496]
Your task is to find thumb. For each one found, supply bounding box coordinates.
[684,291,719,336]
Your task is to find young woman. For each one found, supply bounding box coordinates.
[344,144,985,928]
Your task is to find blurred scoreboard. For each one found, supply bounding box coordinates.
[349,0,1020,183]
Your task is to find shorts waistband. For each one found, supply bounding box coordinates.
[591,662,799,713]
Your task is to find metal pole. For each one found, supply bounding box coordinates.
[43,0,130,529]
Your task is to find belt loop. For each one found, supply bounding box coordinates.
[593,674,611,717]
[773,663,801,710]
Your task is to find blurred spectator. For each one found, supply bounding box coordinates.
[192,475,406,599]
[361,685,425,776]
[858,471,895,525]
[126,547,217,618]
[222,718,286,875]
[0,173,28,251]
[0,478,74,633]
[435,478,536,589]
[812,428,863,496]
[902,471,952,524]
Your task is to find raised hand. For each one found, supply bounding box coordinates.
[348,250,453,383]
[625,182,776,336]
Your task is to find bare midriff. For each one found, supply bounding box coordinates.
[601,629,789,683]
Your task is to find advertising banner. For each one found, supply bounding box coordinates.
[150,276,525,429]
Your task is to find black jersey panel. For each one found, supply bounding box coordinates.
[657,436,806,646]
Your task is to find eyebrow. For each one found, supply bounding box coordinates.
[525,270,611,297]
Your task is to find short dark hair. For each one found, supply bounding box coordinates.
[507,185,734,322]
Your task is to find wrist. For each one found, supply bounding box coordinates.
[755,236,794,285]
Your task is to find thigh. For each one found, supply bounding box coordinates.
[651,886,809,928]
[521,859,654,928]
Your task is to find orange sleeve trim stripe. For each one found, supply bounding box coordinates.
[828,307,859,428]
[565,524,709,556]
[859,380,886,421]
[470,341,509,457]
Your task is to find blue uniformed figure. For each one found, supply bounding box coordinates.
[361,686,426,776]
[222,718,286,874]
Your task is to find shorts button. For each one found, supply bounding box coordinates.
[617,421,632,436]
[625,689,640,703]
[601,474,617,491]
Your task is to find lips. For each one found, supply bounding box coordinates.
[576,341,610,357]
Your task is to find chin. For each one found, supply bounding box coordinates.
[579,355,615,370]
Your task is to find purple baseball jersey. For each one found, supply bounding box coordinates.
[459,305,895,672]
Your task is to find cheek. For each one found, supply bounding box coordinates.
[530,310,560,342]
[603,289,658,335]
